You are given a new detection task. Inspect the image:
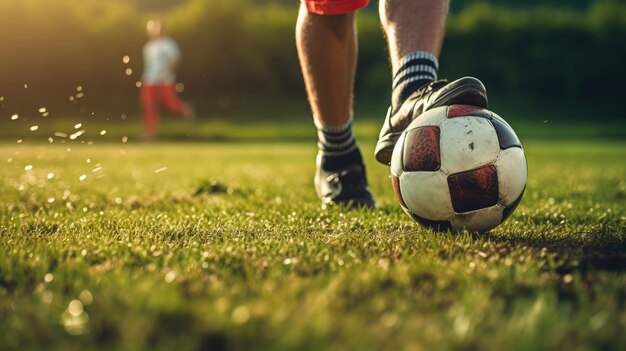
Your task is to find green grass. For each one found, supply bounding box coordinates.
[0,130,625,350]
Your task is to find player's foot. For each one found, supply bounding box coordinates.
[184,104,196,121]
[139,134,156,143]
[315,152,376,209]
[375,76,488,165]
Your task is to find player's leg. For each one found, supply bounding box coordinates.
[381,0,447,73]
[141,84,159,138]
[160,84,194,120]
[296,0,375,208]
[374,0,489,165]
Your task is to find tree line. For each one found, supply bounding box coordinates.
[0,0,624,115]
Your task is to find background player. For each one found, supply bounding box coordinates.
[141,20,194,140]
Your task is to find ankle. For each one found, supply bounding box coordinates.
[320,147,363,172]
[316,117,363,171]
[391,51,439,111]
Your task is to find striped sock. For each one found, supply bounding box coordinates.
[391,51,439,112]
[316,117,362,172]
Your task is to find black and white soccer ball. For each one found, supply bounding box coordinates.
[390,104,527,233]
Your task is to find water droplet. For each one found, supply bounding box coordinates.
[44,273,54,283]
[54,132,68,138]
[125,68,133,76]
[154,167,167,173]
[121,136,128,143]
[76,86,83,92]
[74,123,82,129]
[47,198,55,203]
[10,114,18,120]
[24,165,33,171]
[164,271,176,283]
[47,173,54,179]
[232,306,250,324]
[79,290,93,305]
[122,55,130,64]
[175,83,185,93]
[135,81,142,88]
[30,125,39,131]
[79,174,87,181]
[70,130,85,140]
[38,107,47,113]
[100,130,106,135]
[68,300,83,317]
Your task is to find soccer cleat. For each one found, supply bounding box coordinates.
[375,76,488,165]
[183,104,196,121]
[315,154,376,209]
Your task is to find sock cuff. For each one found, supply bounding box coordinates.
[318,142,359,157]
[393,67,437,89]
[314,116,353,134]
[319,136,356,150]
[395,51,439,73]
[390,51,439,113]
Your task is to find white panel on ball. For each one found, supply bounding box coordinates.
[407,106,448,129]
[450,205,503,233]
[390,132,405,176]
[495,147,527,206]
[399,171,452,221]
[439,116,500,175]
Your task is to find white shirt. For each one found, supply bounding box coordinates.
[142,37,181,84]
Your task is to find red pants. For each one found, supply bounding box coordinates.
[141,84,188,136]
[305,0,369,15]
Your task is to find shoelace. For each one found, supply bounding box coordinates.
[412,79,448,100]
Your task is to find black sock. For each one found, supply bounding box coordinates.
[316,118,363,172]
[391,51,439,112]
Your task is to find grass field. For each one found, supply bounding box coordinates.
[0,118,625,350]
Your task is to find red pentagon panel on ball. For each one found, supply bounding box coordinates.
[403,126,441,172]
[391,175,407,208]
[447,104,493,119]
[447,165,499,213]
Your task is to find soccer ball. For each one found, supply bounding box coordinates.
[390,105,527,233]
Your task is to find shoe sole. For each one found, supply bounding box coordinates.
[375,79,488,165]
[322,196,377,210]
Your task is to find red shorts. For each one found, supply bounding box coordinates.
[305,0,369,15]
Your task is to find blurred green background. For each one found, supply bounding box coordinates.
[0,0,625,130]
